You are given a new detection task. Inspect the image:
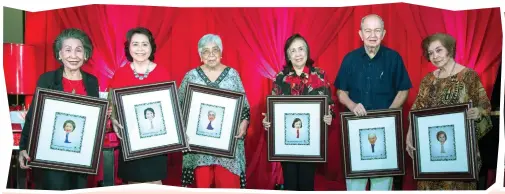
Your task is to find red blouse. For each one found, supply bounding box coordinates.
[106,63,171,145]
[62,77,87,95]
[109,62,171,89]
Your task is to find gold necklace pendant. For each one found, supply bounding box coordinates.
[64,71,79,94]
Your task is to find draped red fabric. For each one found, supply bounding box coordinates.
[24,3,502,190]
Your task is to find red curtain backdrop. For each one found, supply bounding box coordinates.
[24,3,502,190]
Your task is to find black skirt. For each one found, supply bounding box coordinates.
[33,168,88,190]
[117,147,168,182]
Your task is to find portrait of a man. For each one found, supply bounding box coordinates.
[50,112,86,153]
[284,113,310,145]
[359,127,387,160]
[368,133,377,153]
[428,125,456,161]
[134,101,168,139]
[196,103,225,138]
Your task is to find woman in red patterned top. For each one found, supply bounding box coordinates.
[18,28,99,190]
[108,27,171,185]
[262,34,335,191]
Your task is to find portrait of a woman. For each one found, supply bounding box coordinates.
[292,118,302,138]
[436,131,447,153]
[207,110,216,130]
[109,27,172,185]
[144,107,155,130]
[262,34,334,191]
[179,34,250,188]
[406,33,492,190]
[63,120,76,143]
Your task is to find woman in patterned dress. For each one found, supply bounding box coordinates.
[262,34,335,191]
[406,33,492,190]
[179,34,250,188]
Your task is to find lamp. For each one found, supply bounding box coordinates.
[3,43,37,106]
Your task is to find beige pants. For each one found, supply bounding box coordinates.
[345,177,393,191]
[128,180,163,185]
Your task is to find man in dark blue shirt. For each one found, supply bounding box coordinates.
[334,14,412,191]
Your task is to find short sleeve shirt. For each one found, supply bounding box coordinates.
[334,45,412,110]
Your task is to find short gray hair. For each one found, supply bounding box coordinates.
[368,133,377,138]
[198,34,223,57]
[208,110,216,116]
[360,14,385,30]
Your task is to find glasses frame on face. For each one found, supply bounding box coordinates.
[201,47,221,58]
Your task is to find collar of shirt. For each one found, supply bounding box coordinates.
[359,45,385,60]
[286,65,311,78]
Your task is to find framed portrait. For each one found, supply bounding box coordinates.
[26,88,108,174]
[267,95,328,162]
[410,103,478,180]
[112,81,188,161]
[182,83,245,158]
[340,109,405,178]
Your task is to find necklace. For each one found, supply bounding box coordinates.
[132,62,151,80]
[430,61,456,103]
[437,61,456,79]
[63,71,81,94]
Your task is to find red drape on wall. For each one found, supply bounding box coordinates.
[24,3,502,190]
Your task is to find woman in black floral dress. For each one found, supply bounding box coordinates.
[262,34,335,191]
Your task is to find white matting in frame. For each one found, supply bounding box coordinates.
[186,91,238,150]
[121,88,180,152]
[35,99,100,167]
[416,112,468,173]
[273,103,321,156]
[348,116,398,171]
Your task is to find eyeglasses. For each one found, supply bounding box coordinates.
[201,48,221,57]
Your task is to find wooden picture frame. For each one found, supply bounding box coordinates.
[26,88,108,174]
[112,81,188,161]
[267,95,328,162]
[340,109,405,178]
[410,102,478,181]
[182,83,245,158]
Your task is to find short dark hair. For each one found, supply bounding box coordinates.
[291,118,302,128]
[282,34,314,74]
[53,28,93,64]
[144,108,155,119]
[63,120,76,132]
[124,27,157,62]
[436,131,447,141]
[421,33,456,61]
